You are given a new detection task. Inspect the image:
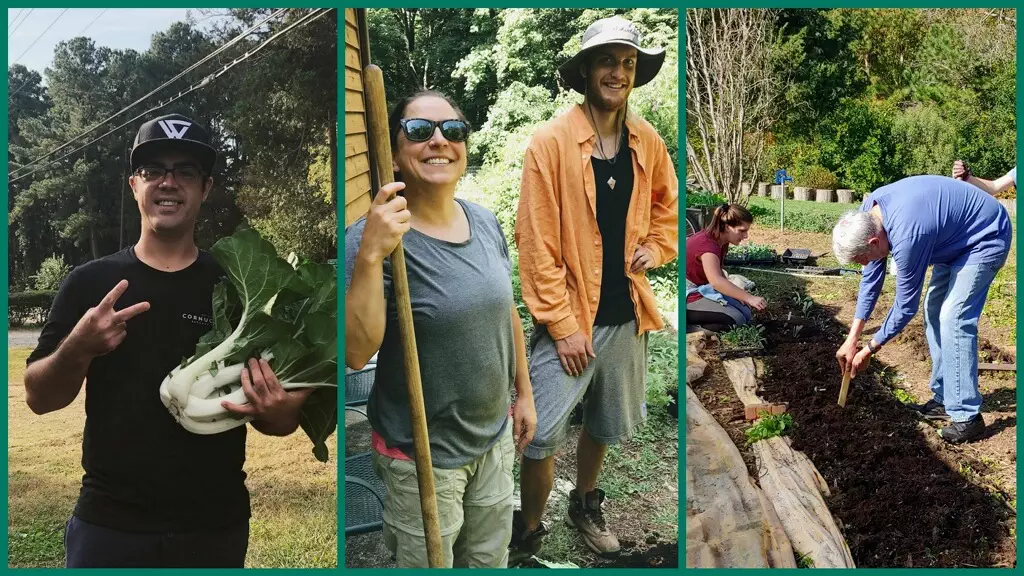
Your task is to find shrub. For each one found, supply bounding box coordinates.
[9,290,56,327]
[32,255,70,291]
[793,164,839,190]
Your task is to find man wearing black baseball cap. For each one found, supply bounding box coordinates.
[23,113,312,567]
[511,16,679,561]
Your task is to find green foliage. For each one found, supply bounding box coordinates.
[645,329,678,409]
[744,412,794,446]
[720,324,766,349]
[791,165,839,190]
[768,9,1015,198]
[748,197,850,234]
[726,243,775,262]
[8,10,337,290]
[31,255,70,291]
[8,291,56,327]
[685,191,726,207]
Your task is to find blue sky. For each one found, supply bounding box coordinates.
[8,9,233,77]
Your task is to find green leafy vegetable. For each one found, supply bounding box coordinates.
[744,412,794,446]
[159,228,338,461]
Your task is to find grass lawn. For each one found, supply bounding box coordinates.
[7,348,338,568]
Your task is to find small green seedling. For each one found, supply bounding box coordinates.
[721,324,766,349]
[744,412,794,446]
[791,290,814,316]
[745,243,776,261]
[891,388,917,405]
[796,553,815,568]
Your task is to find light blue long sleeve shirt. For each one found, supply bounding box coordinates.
[855,175,1012,345]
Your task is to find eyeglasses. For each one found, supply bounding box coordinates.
[399,118,471,143]
[135,164,203,183]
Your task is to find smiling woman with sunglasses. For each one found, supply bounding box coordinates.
[344,90,536,568]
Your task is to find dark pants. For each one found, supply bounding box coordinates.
[64,515,249,568]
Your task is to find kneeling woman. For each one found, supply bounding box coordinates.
[686,204,767,331]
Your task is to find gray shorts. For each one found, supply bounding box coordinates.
[523,320,648,460]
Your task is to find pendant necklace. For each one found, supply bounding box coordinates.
[590,102,621,189]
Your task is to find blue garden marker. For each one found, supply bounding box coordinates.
[775,169,793,231]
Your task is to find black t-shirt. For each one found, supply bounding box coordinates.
[27,247,250,533]
[591,129,637,326]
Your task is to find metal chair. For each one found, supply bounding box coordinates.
[344,366,385,536]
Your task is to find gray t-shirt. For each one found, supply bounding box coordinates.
[345,198,515,468]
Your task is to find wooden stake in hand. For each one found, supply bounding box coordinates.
[837,368,852,407]
[363,64,444,568]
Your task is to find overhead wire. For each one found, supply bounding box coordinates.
[8,7,290,177]
[9,8,332,185]
[9,8,110,101]
[8,8,32,39]
[10,9,69,66]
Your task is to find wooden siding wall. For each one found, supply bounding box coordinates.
[344,8,371,226]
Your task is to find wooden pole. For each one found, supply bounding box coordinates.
[837,369,851,407]
[363,64,444,568]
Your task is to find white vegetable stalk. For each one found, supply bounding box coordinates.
[159,349,336,435]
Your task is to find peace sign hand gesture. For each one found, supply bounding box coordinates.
[67,280,150,358]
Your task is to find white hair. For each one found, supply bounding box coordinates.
[832,210,881,265]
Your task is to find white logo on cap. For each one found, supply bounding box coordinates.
[158,119,191,139]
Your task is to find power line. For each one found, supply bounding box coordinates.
[77,9,107,37]
[9,8,332,186]
[8,8,110,101]
[10,9,68,66]
[8,8,33,39]
[9,9,24,26]
[9,8,290,177]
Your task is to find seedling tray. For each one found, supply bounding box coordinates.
[781,248,814,265]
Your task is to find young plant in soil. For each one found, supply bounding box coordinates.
[743,412,794,446]
[791,290,814,317]
[720,324,766,350]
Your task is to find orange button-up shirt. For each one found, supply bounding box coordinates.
[515,104,679,341]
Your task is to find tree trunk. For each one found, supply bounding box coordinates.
[686,9,784,205]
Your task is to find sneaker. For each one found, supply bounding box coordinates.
[909,398,951,421]
[939,415,986,444]
[567,489,620,558]
[509,510,547,567]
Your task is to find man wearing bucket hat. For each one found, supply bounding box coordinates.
[511,16,678,560]
[23,113,311,567]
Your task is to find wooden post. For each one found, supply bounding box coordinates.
[837,370,851,407]
[363,64,444,568]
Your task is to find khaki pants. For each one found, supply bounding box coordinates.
[371,424,515,568]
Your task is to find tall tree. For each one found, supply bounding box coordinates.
[686,8,787,203]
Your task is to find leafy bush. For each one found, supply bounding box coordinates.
[792,164,839,190]
[645,329,678,409]
[31,255,70,291]
[9,290,55,327]
[686,191,726,207]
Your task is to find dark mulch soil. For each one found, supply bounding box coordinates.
[756,316,1016,568]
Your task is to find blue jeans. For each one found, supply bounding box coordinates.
[923,261,1004,422]
[721,294,753,324]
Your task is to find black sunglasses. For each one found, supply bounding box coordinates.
[399,118,471,143]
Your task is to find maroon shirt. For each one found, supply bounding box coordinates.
[686,230,726,303]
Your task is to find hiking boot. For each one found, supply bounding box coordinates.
[909,398,951,421]
[509,510,547,567]
[939,415,986,444]
[567,488,620,558]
